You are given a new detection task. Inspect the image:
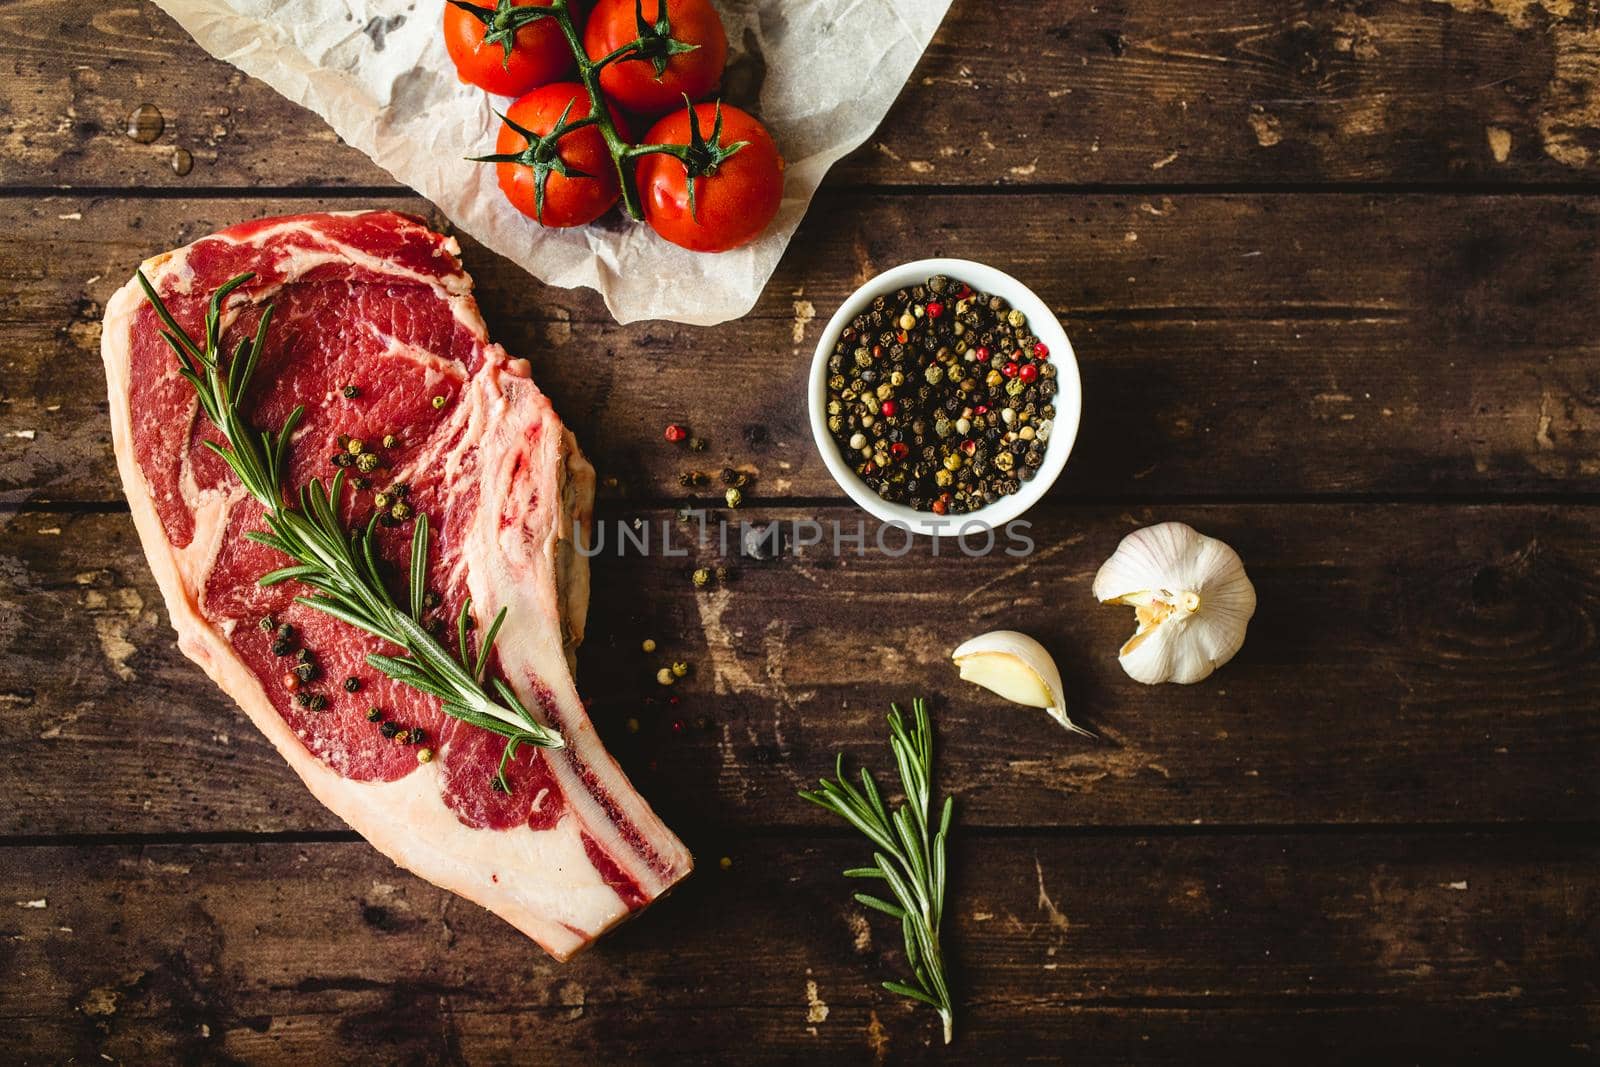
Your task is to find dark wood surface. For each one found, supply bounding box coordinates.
[3,1,1599,1063]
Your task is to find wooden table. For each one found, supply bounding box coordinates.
[3,1,1598,1062]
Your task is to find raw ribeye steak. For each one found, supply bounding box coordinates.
[102,210,691,958]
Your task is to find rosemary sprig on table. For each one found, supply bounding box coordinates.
[137,270,563,788]
[799,699,956,1043]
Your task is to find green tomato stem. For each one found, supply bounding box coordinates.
[470,0,739,222]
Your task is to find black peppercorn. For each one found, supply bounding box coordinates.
[344,676,361,693]
[824,275,1054,515]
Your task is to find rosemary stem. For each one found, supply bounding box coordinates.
[136,270,564,790]
[800,698,956,1043]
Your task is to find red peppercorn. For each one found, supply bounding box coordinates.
[880,399,898,417]
[1019,363,1039,383]
[862,462,878,475]
[960,439,977,455]
[896,331,909,345]
[931,498,949,515]
[282,672,300,692]
[975,346,991,363]
[1034,341,1050,359]
[926,301,944,319]
[664,424,688,443]
[958,284,973,299]
[872,344,884,359]
[974,404,988,415]
[890,442,910,459]
[1002,361,1020,378]
[671,719,685,734]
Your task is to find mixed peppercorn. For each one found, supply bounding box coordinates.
[255,413,444,762]
[824,275,1058,516]
[330,434,417,525]
[260,612,432,762]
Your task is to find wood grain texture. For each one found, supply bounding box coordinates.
[7,0,1600,190]
[5,0,1599,1059]
[1,832,1594,1064]
[7,190,1600,506]
[4,504,1595,835]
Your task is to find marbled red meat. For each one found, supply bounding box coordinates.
[102,210,691,959]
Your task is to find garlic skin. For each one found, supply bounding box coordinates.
[951,631,1091,736]
[1092,522,1256,685]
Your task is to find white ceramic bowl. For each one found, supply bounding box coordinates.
[808,258,1082,537]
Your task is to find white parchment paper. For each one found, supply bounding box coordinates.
[152,0,951,324]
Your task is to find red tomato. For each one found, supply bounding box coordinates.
[636,103,784,253]
[583,0,727,116]
[444,0,573,97]
[492,83,630,227]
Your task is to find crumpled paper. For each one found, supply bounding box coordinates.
[152,0,951,324]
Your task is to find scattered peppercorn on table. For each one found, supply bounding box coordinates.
[3,1,1599,1062]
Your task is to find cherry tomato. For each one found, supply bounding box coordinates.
[584,0,727,116]
[445,0,573,97]
[493,83,630,228]
[636,103,783,252]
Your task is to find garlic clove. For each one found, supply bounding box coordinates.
[1092,522,1256,685]
[951,630,1091,736]
[957,652,1053,708]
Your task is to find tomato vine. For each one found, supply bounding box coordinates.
[450,0,746,221]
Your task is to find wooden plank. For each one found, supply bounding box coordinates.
[0,832,1593,1063]
[3,504,1595,835]
[7,1,1600,190]
[7,191,1600,506]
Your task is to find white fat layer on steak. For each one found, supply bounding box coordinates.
[102,213,690,960]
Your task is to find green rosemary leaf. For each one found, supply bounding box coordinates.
[902,913,920,973]
[799,698,956,1043]
[409,514,429,623]
[882,981,940,1009]
[243,530,293,556]
[137,270,565,787]
[456,597,473,667]
[474,606,507,682]
[258,564,323,587]
[238,307,273,406]
[291,596,387,641]
[852,893,906,920]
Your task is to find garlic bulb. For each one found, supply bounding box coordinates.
[1092,522,1256,685]
[951,631,1091,736]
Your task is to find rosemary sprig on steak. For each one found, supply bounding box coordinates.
[137,270,564,788]
[799,699,956,1043]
